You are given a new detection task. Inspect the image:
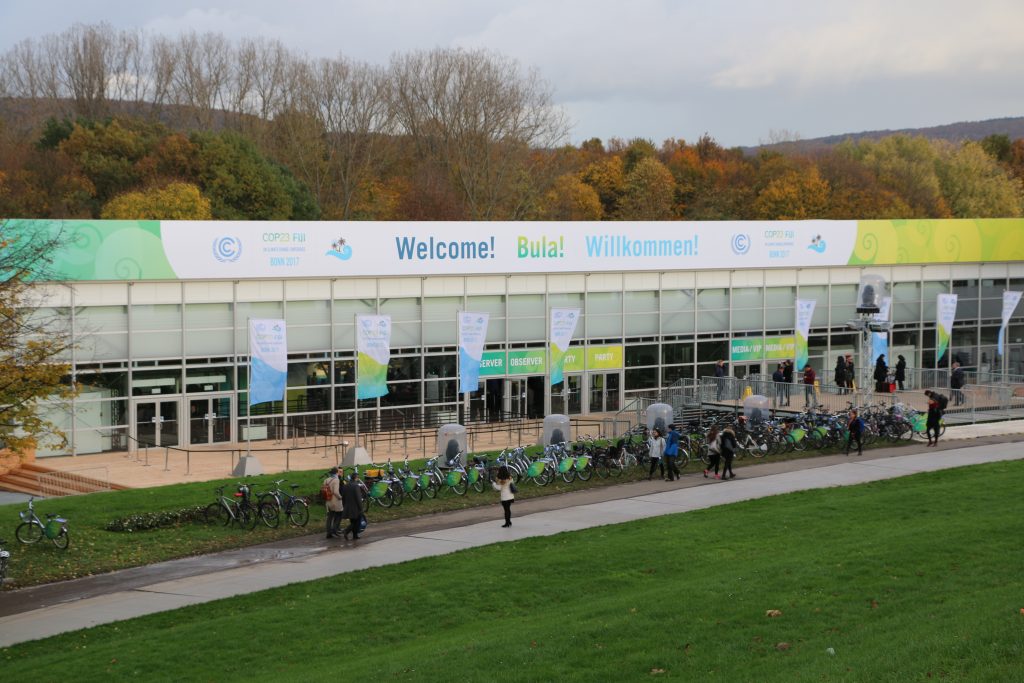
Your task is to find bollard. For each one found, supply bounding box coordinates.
[163,447,170,472]
[286,448,290,472]
[186,450,191,476]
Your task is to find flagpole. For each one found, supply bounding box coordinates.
[353,314,358,458]
[246,317,252,459]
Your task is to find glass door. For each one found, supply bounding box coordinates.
[566,374,582,415]
[588,372,622,413]
[506,379,527,418]
[135,400,180,447]
[189,396,232,445]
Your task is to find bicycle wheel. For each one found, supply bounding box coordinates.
[237,504,259,530]
[677,450,690,470]
[258,493,281,511]
[15,522,43,544]
[52,529,70,550]
[259,502,280,528]
[576,463,593,481]
[560,467,576,484]
[422,481,438,499]
[373,490,394,509]
[286,500,310,527]
[451,478,469,496]
[205,502,230,527]
[471,474,486,494]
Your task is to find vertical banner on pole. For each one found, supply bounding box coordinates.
[998,291,1022,357]
[871,296,892,363]
[794,299,816,371]
[356,315,391,399]
[936,294,958,363]
[549,308,581,385]
[458,312,489,394]
[249,319,287,405]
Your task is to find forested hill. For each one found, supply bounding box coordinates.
[746,117,1024,155]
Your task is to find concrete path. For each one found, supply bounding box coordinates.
[1,437,1022,648]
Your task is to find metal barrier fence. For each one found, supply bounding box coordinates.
[37,466,112,496]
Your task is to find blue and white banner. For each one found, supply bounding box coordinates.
[998,291,1022,356]
[458,312,490,394]
[871,296,892,366]
[794,299,816,371]
[356,315,392,400]
[249,319,287,406]
[549,308,581,385]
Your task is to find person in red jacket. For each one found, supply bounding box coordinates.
[803,364,817,407]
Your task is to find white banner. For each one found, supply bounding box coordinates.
[998,291,1023,356]
[549,308,581,385]
[871,296,892,365]
[794,299,816,371]
[356,315,392,400]
[458,312,490,394]
[936,294,958,363]
[249,319,287,406]
[161,220,857,279]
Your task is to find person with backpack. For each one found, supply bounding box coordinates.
[719,425,738,480]
[663,423,681,481]
[845,409,864,456]
[323,467,343,539]
[925,390,945,446]
[647,427,665,480]
[704,426,721,479]
[492,465,516,527]
[340,470,364,541]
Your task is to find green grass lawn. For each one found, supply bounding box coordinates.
[3,459,1022,682]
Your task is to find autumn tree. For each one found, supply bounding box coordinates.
[0,219,75,452]
[753,165,830,220]
[936,141,1024,218]
[100,182,212,220]
[579,156,625,218]
[619,157,678,220]
[854,135,951,217]
[539,173,603,220]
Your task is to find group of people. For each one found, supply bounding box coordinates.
[770,361,795,406]
[645,424,684,481]
[702,425,737,480]
[870,353,908,393]
[834,354,857,393]
[322,467,366,541]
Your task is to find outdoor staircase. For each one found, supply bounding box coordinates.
[0,463,129,497]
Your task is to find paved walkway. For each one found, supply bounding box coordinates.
[1,434,1022,648]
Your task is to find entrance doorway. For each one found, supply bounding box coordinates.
[134,400,180,448]
[506,376,545,419]
[189,396,232,445]
[550,374,583,415]
[587,372,621,413]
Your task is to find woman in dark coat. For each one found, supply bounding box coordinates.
[834,356,847,393]
[340,472,365,540]
[874,354,888,393]
[895,355,907,391]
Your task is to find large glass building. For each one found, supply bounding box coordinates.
[12,218,1024,457]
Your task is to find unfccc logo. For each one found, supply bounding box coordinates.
[731,233,751,255]
[213,236,242,263]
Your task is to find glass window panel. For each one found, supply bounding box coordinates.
[662,365,692,384]
[132,304,181,331]
[661,289,695,311]
[288,325,330,352]
[624,367,658,390]
[333,299,376,320]
[380,381,420,407]
[184,303,233,329]
[334,386,355,410]
[467,295,505,316]
[131,369,181,396]
[391,322,420,347]
[893,301,920,324]
[508,294,544,316]
[424,379,457,404]
[697,309,728,332]
[980,326,999,344]
[423,297,460,321]
[830,284,858,305]
[287,387,330,413]
[134,331,182,358]
[77,334,128,362]
[662,343,694,365]
[423,321,457,345]
[586,315,621,337]
[732,287,763,308]
[586,292,621,315]
[922,281,950,298]
[286,300,330,326]
[697,340,729,363]
[425,355,456,378]
[829,305,855,326]
[236,301,282,322]
[185,369,233,392]
[624,291,658,313]
[333,359,355,384]
[798,285,827,305]
[508,318,545,341]
[625,344,658,367]
[549,293,584,307]
[662,310,695,334]
[333,324,354,349]
[957,299,979,319]
[893,282,920,302]
[765,308,793,329]
[79,371,129,397]
[186,329,233,357]
[732,308,763,331]
[288,360,330,387]
[980,298,1001,319]
[765,287,795,307]
[697,288,728,310]
[486,319,506,343]
[77,305,128,333]
[388,356,421,381]
[380,297,420,322]
[625,313,658,335]
[952,279,979,298]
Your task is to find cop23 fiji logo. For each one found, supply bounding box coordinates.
[730,233,751,255]
[213,236,242,263]
[326,237,353,261]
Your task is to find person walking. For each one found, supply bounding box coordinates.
[895,355,907,391]
[492,465,515,527]
[664,423,681,481]
[950,361,965,406]
[782,360,794,405]
[772,364,786,405]
[845,409,864,456]
[874,354,889,393]
[803,363,817,408]
[704,426,721,479]
[845,354,856,391]
[339,471,364,541]
[719,425,738,480]
[323,467,343,539]
[647,427,665,480]
[834,356,848,395]
[714,360,727,401]
[925,390,943,446]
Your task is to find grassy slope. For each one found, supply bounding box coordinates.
[2,460,1022,682]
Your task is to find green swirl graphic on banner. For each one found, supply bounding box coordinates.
[850,219,1024,265]
[550,344,568,384]
[936,327,951,363]
[356,352,388,399]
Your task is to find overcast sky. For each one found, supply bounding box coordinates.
[2,0,1023,147]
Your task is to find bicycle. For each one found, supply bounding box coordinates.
[15,497,70,550]
[259,479,311,527]
[204,485,270,529]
